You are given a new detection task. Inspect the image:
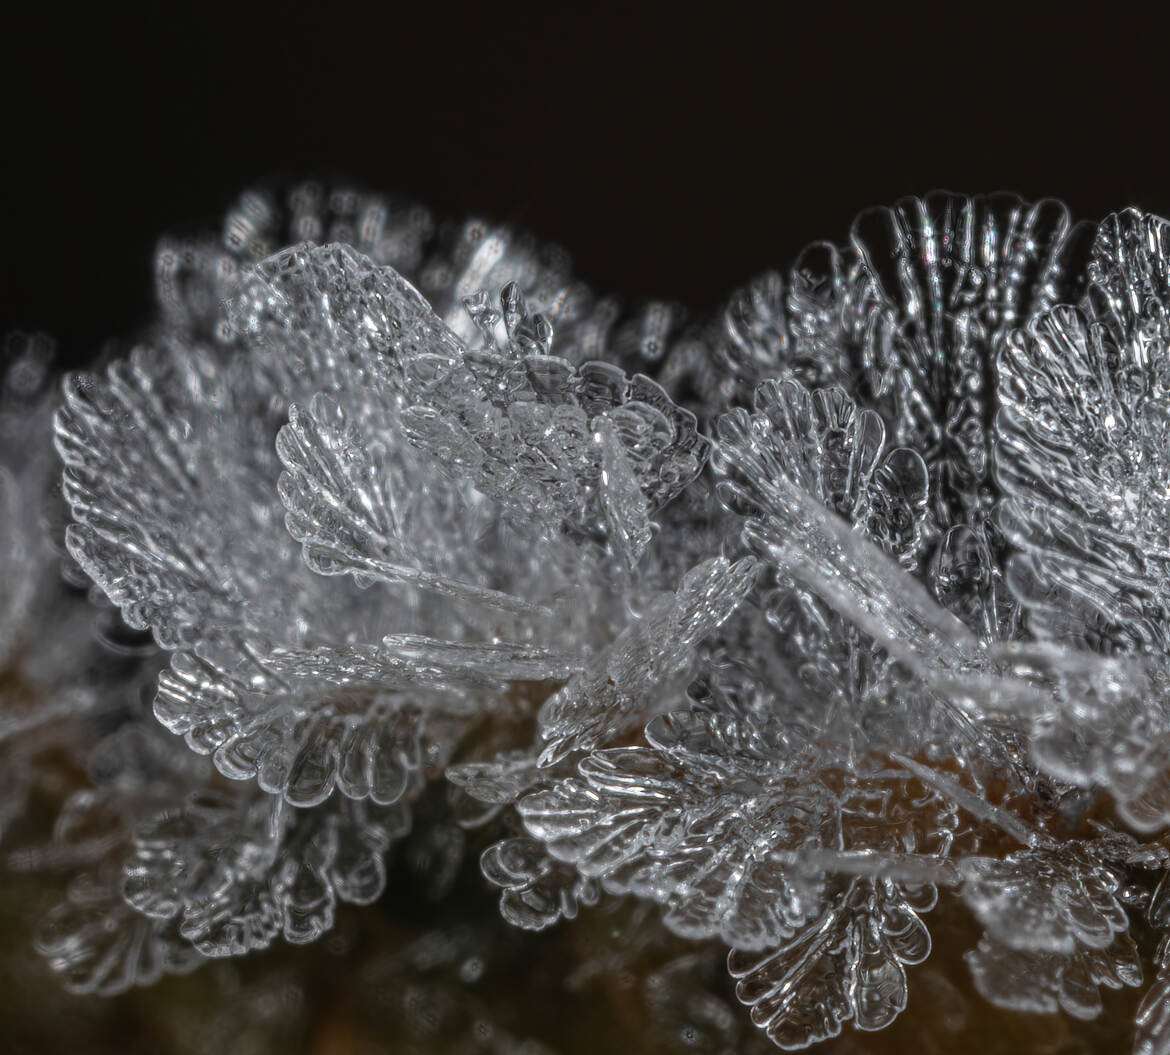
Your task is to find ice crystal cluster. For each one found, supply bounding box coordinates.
[12,185,1170,1051]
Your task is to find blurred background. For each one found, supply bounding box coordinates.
[3,5,1169,1052]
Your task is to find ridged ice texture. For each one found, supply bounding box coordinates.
[30,725,212,994]
[521,710,838,951]
[275,385,577,625]
[1086,208,1170,346]
[399,282,709,569]
[122,790,406,956]
[716,377,930,569]
[54,237,722,830]
[226,241,462,401]
[154,648,475,808]
[712,255,854,413]
[708,194,1087,649]
[0,334,164,852]
[35,874,205,996]
[710,376,965,753]
[960,838,1134,949]
[849,193,1085,526]
[54,333,501,811]
[994,210,1170,834]
[728,877,935,1049]
[997,300,1170,655]
[991,214,1170,864]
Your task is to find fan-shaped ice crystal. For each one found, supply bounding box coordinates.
[998,302,1170,654]
[522,710,841,951]
[728,876,935,1049]
[123,790,406,955]
[479,835,600,931]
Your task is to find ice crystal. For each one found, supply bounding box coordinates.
[728,876,935,1048]
[479,835,600,931]
[17,184,1170,1052]
[123,789,405,955]
[521,710,838,950]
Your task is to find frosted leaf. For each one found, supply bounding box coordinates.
[997,301,1170,653]
[27,723,215,993]
[960,841,1131,954]
[713,253,856,414]
[122,790,406,956]
[0,392,121,829]
[712,376,985,743]
[14,727,209,873]
[728,876,934,1049]
[55,343,307,651]
[726,438,985,701]
[784,242,857,391]
[959,823,1142,1022]
[521,710,835,950]
[34,871,203,996]
[155,648,481,806]
[823,194,1092,643]
[714,270,793,410]
[56,242,705,820]
[56,273,577,809]
[480,835,600,931]
[536,555,757,764]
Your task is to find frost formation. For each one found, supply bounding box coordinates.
[5,184,1170,1051]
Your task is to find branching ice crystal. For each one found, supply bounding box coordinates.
[15,182,1170,1051]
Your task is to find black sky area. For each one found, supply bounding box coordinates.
[5,5,1169,366]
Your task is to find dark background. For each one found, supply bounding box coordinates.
[5,5,1170,365]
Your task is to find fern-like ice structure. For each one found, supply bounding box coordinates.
[21,186,1170,1054]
